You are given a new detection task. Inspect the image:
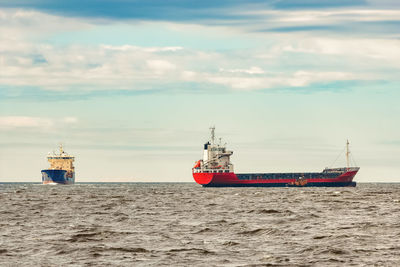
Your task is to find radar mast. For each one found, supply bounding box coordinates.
[210,126,215,144]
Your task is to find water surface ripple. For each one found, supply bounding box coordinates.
[1,183,399,266]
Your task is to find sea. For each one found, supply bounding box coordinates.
[0,183,399,266]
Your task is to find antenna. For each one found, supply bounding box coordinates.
[210,126,215,144]
[59,142,65,155]
[346,139,350,169]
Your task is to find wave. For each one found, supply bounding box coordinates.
[167,248,214,254]
[238,228,271,235]
[68,232,100,242]
[108,247,149,253]
[223,241,239,246]
[195,227,213,233]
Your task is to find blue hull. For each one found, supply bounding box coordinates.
[41,169,75,184]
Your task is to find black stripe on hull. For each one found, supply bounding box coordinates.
[203,182,356,187]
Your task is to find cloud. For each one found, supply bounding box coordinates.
[1,9,400,96]
[0,116,78,129]
[0,40,186,91]
[146,59,177,75]
[101,45,183,53]
[202,70,359,90]
[0,0,375,23]
[0,9,92,43]
[63,117,78,124]
[1,2,400,39]
[236,8,400,36]
[0,116,53,129]
[0,0,268,21]
[219,67,265,74]
[280,37,400,63]
[1,36,398,93]
[271,0,367,9]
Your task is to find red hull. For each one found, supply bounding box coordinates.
[193,170,358,187]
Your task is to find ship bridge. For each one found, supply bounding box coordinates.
[47,144,75,175]
[193,127,234,173]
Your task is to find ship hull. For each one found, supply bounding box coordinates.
[202,181,356,187]
[193,169,358,187]
[41,169,75,185]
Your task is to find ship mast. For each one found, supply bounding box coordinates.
[346,139,350,169]
[210,126,215,144]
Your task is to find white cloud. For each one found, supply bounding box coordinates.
[1,35,388,91]
[0,116,78,130]
[290,71,357,87]
[1,9,399,93]
[63,117,79,124]
[219,66,265,74]
[0,116,53,129]
[146,60,177,75]
[0,43,184,90]
[207,76,266,90]
[0,9,92,38]
[281,38,400,60]
[181,70,197,80]
[242,9,400,24]
[101,45,183,52]
[203,71,358,90]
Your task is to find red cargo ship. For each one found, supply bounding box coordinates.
[192,127,359,187]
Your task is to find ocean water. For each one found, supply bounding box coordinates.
[0,183,399,266]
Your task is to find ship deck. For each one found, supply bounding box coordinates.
[236,172,343,180]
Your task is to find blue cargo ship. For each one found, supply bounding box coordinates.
[41,144,75,185]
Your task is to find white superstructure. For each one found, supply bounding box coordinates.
[193,127,234,173]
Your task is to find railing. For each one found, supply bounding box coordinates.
[323,167,360,173]
[192,168,232,173]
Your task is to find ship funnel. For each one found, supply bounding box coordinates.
[203,141,209,162]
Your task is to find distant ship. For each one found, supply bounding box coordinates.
[192,127,359,187]
[41,144,75,185]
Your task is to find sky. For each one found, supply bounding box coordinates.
[0,0,399,182]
